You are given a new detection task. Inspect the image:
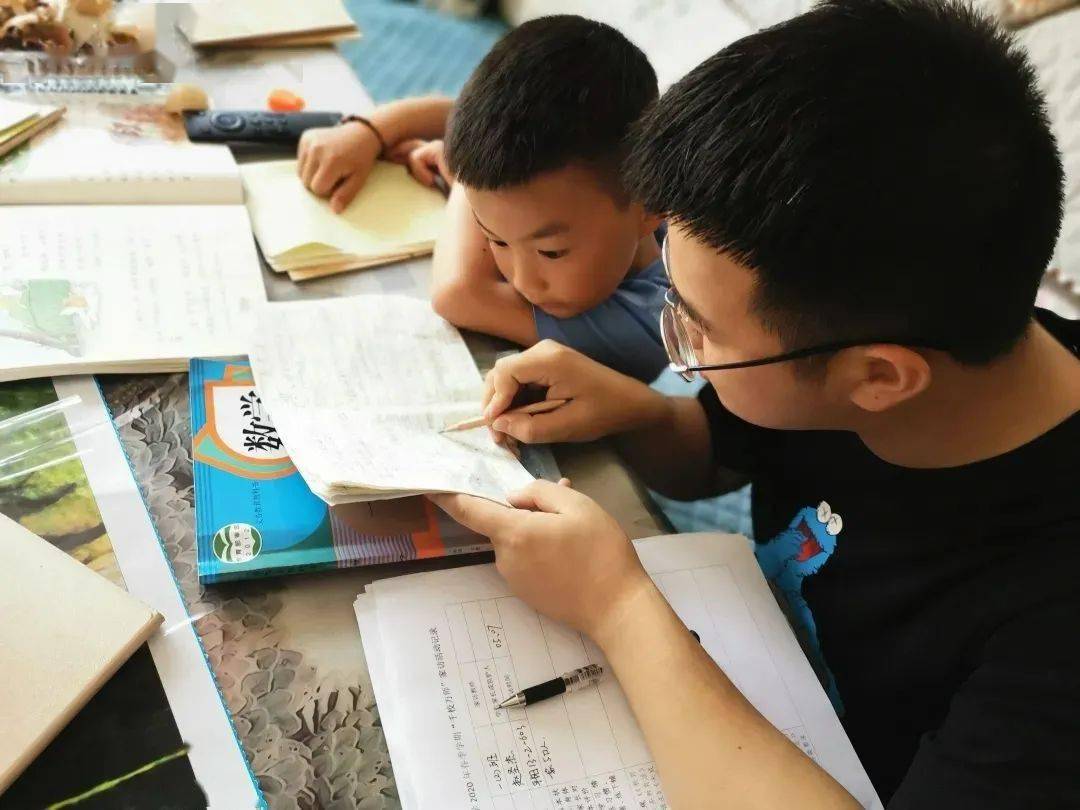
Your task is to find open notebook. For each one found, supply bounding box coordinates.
[249,295,534,505]
[0,94,266,383]
[0,513,161,794]
[355,532,883,810]
[240,159,447,281]
[178,0,360,48]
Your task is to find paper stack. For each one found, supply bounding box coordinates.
[353,532,883,810]
[0,96,64,160]
[178,0,360,48]
[249,295,535,505]
[241,160,447,281]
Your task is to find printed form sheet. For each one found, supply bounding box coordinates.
[356,533,882,810]
[250,296,535,504]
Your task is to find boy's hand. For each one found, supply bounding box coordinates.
[297,122,382,213]
[430,480,653,639]
[389,138,450,188]
[482,340,671,445]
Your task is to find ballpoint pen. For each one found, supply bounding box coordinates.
[497,664,604,709]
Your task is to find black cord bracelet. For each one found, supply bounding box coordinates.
[340,114,387,158]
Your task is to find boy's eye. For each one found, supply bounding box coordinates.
[537,249,568,260]
[488,239,508,248]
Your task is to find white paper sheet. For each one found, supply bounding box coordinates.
[249,296,535,504]
[0,205,265,382]
[357,533,882,810]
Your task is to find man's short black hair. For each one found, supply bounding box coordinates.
[625,0,1064,364]
[446,15,658,198]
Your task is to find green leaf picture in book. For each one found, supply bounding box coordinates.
[191,358,489,584]
[0,279,97,355]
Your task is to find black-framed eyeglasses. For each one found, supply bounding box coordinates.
[659,235,949,382]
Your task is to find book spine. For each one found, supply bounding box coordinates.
[188,359,215,582]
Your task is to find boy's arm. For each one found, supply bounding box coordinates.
[430,184,539,347]
[366,95,453,145]
[298,95,453,212]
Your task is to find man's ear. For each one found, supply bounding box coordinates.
[835,345,932,412]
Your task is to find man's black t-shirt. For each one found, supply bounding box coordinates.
[696,309,1080,808]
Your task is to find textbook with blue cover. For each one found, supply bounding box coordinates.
[190,358,489,584]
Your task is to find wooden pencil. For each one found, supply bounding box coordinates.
[440,398,569,434]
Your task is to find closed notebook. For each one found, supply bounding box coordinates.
[0,513,161,794]
[240,159,447,281]
[178,0,359,48]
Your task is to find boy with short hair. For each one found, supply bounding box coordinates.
[300,17,670,382]
[432,1,1080,807]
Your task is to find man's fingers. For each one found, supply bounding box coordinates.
[484,361,523,421]
[483,342,568,420]
[482,369,498,415]
[330,172,365,213]
[491,406,578,445]
[507,479,587,514]
[428,492,518,539]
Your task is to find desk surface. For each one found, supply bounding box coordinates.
[95,14,667,809]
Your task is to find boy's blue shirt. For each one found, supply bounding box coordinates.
[531,254,669,383]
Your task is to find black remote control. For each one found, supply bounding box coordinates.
[183,110,343,145]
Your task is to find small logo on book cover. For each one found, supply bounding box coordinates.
[213,523,262,564]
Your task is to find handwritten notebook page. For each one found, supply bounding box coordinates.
[0,95,240,205]
[356,533,882,810]
[240,160,446,271]
[0,205,265,382]
[249,296,535,504]
[0,513,161,793]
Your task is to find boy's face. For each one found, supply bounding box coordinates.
[464,164,654,319]
[666,225,852,430]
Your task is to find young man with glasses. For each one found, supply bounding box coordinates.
[432,1,1080,807]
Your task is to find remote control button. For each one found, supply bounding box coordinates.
[210,112,245,132]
